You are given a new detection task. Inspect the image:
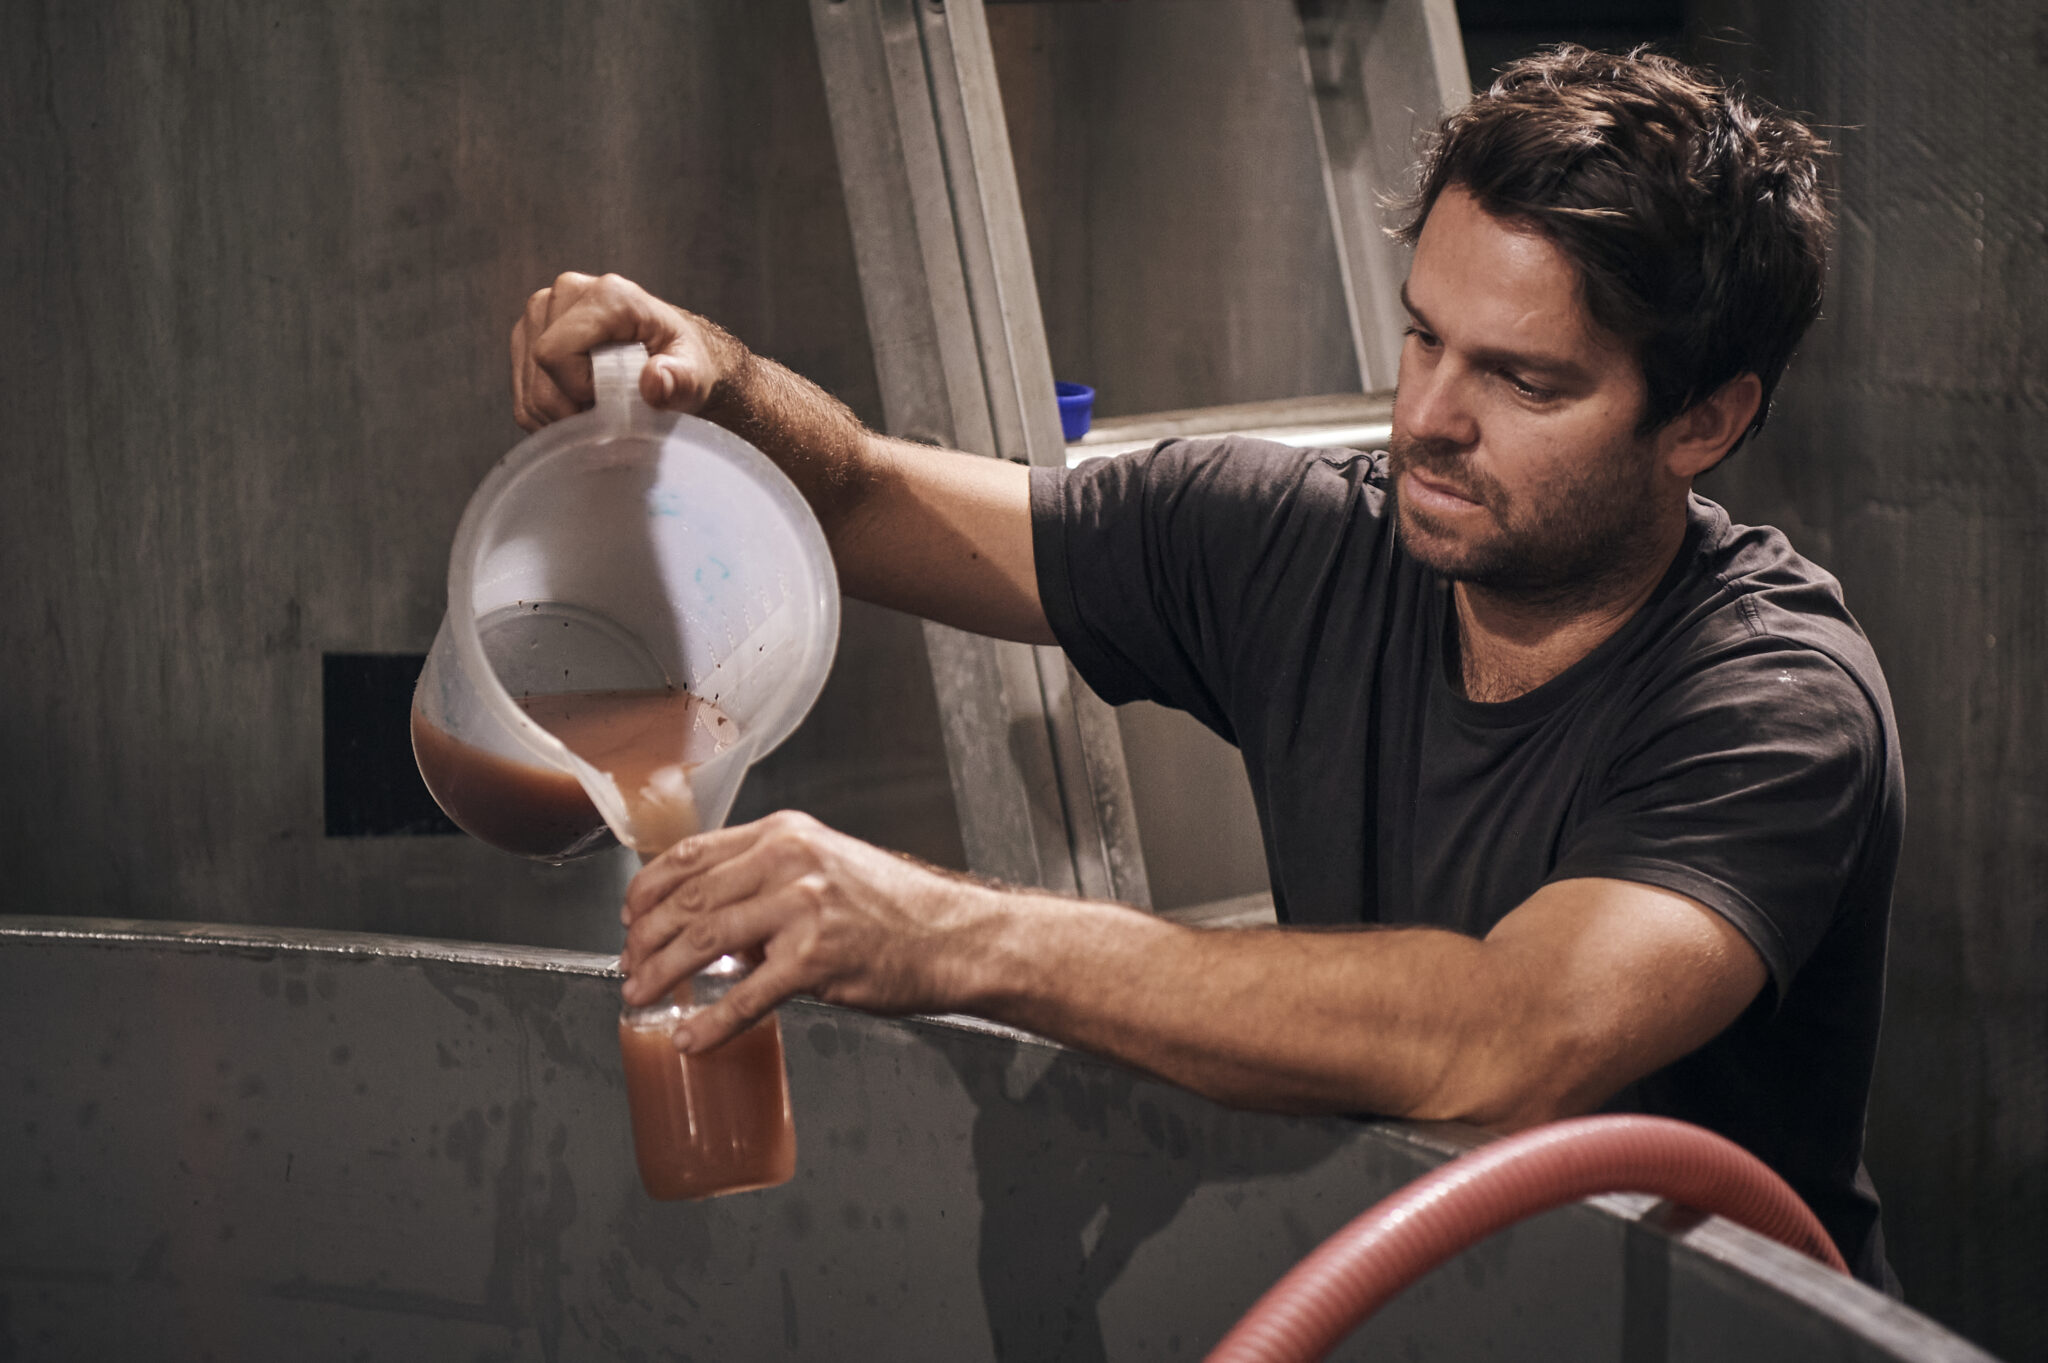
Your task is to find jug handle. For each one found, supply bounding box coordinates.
[592,342,650,435]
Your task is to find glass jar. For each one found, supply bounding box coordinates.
[618,954,797,1200]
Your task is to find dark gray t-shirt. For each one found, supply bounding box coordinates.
[1031,437,1904,1287]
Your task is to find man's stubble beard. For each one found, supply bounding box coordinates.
[1386,428,1670,612]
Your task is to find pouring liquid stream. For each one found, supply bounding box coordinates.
[533,689,799,1201]
[412,684,798,1199]
[534,687,797,1202]
[521,687,735,854]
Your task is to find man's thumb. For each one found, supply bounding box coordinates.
[646,352,717,414]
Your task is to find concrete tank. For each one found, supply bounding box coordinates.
[0,916,1992,1362]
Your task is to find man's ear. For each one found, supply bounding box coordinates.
[1660,373,1764,480]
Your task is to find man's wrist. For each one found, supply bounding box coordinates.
[931,884,1179,1032]
[925,875,1011,1015]
[692,317,753,420]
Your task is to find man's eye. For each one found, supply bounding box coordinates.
[1403,325,1439,348]
[1505,372,1555,402]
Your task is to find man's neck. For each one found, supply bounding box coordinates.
[1450,514,1688,704]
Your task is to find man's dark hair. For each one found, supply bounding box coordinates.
[1393,45,1831,450]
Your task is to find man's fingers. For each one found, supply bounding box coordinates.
[621,882,811,1008]
[532,330,595,414]
[644,349,719,415]
[531,274,671,405]
[624,818,785,924]
[511,270,622,425]
[673,955,812,1054]
[621,835,790,969]
[513,287,580,428]
[541,270,594,310]
[510,272,726,430]
[511,316,534,430]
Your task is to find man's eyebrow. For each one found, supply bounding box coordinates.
[1398,280,1594,383]
[1399,281,1427,325]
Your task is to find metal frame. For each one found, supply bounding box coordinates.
[2,916,2000,1363]
[808,0,1148,903]
[1299,0,1471,391]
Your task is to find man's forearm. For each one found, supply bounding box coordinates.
[942,875,1766,1132]
[950,889,1557,1125]
[695,333,879,541]
[698,342,1047,640]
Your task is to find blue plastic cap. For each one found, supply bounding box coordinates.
[1055,382,1095,442]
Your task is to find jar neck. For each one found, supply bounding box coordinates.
[619,953,749,1026]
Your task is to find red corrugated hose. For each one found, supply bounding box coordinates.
[1204,1114,1848,1363]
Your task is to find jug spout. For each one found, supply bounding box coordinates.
[564,732,758,857]
[589,747,756,855]
[513,685,755,856]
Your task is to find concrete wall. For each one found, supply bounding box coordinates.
[0,0,964,949]
[1685,6,2048,1359]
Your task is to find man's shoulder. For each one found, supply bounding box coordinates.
[1053,435,1397,580]
[1625,498,1903,803]
[1031,436,1404,723]
[1120,434,1389,504]
[1675,496,1892,704]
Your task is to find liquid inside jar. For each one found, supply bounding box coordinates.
[619,958,797,1200]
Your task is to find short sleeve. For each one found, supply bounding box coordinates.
[1548,645,1887,996]
[1031,437,1391,743]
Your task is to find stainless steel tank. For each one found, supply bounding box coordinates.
[0,917,1992,1362]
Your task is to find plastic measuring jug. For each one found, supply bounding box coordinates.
[411,343,840,861]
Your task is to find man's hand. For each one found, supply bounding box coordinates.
[511,272,740,431]
[620,811,1003,1053]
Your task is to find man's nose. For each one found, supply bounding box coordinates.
[1396,355,1479,450]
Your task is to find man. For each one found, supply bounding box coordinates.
[510,47,1901,1288]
